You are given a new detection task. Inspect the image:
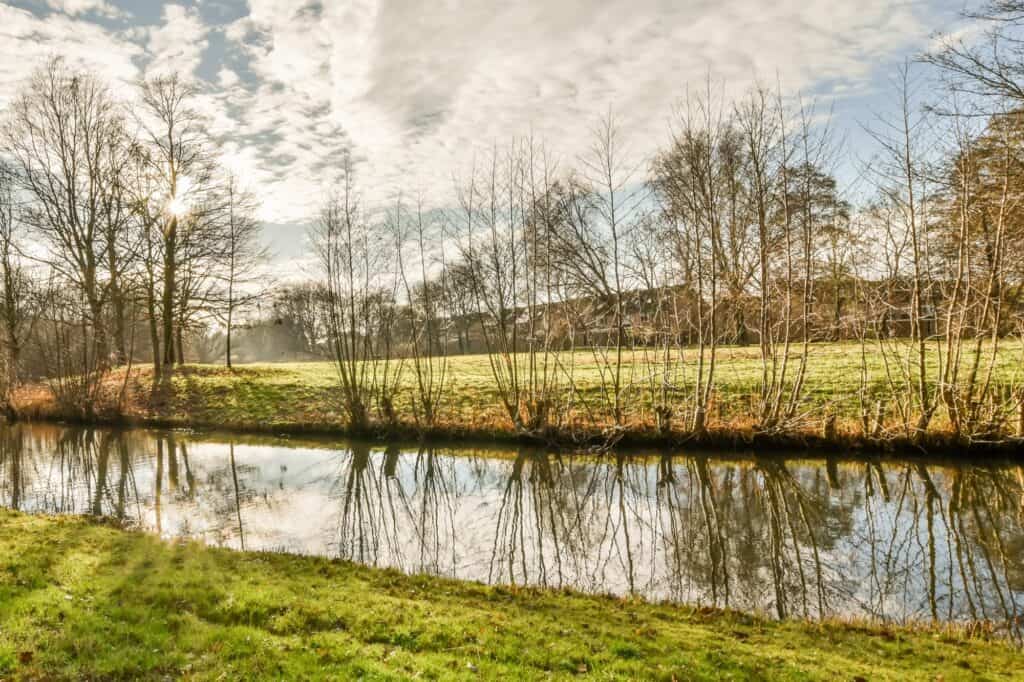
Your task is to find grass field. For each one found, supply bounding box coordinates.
[1,509,1020,680]
[15,341,1024,447]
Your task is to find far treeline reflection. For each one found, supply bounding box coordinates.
[1,423,1021,641]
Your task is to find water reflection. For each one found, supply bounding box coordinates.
[1,424,1021,638]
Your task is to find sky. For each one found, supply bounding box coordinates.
[0,0,976,269]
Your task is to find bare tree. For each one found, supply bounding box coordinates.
[578,110,647,426]
[218,173,266,369]
[124,145,167,366]
[863,64,942,438]
[391,193,448,428]
[934,103,1022,437]
[451,144,525,428]
[735,85,783,427]
[0,159,42,412]
[3,57,130,364]
[136,73,218,370]
[272,282,331,357]
[314,156,394,431]
[653,83,733,433]
[925,1,1024,105]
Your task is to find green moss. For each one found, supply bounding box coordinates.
[0,509,1020,680]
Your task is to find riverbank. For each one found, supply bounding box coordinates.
[0,509,1019,680]
[11,352,1024,457]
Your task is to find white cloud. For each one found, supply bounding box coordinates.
[145,3,208,78]
[219,0,943,221]
[0,0,970,257]
[45,0,123,18]
[0,4,141,109]
[217,66,239,88]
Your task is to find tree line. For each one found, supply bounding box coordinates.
[0,57,264,415]
[301,4,1024,442]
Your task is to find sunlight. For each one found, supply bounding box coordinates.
[164,175,194,218]
[166,194,189,218]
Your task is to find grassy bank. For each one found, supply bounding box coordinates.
[0,509,1019,680]
[12,342,1024,454]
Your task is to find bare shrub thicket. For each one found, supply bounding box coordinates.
[299,67,1024,444]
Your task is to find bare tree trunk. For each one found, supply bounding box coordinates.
[226,303,233,369]
[162,218,177,368]
[147,280,160,368]
[176,323,185,365]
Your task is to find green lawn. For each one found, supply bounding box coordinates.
[99,337,1024,430]
[16,340,1024,446]
[1,509,1019,680]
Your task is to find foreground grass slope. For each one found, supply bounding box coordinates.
[15,341,1024,447]
[0,510,1019,680]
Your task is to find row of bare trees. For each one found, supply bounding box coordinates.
[308,4,1024,442]
[306,95,851,438]
[0,57,266,415]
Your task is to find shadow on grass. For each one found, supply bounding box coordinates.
[2,511,1017,680]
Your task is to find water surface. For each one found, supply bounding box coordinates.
[2,423,1021,638]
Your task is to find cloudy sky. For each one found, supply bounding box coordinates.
[0,0,971,264]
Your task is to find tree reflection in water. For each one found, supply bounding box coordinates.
[1,423,1021,640]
